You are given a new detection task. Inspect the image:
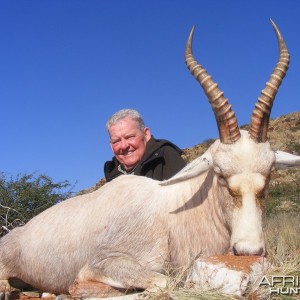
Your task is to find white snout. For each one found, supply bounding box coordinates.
[230,196,265,256]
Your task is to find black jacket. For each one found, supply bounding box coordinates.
[104,136,186,182]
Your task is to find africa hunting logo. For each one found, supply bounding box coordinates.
[259,275,300,295]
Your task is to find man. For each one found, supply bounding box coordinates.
[104,109,186,182]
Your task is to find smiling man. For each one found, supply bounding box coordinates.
[104,109,186,182]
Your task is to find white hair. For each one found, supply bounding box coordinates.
[106,109,146,131]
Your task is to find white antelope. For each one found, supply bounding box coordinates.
[0,20,299,298]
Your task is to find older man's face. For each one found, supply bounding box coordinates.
[109,117,151,171]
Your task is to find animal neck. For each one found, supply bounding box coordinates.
[166,170,231,272]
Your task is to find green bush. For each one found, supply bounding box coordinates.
[0,172,73,236]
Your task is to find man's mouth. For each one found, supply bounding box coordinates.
[123,151,134,156]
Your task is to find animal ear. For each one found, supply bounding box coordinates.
[274,150,300,169]
[159,152,213,186]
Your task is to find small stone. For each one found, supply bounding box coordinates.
[186,255,269,296]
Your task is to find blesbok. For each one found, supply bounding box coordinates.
[0,20,299,298]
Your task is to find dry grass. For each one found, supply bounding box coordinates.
[141,289,239,300]
[265,213,300,268]
[244,213,300,300]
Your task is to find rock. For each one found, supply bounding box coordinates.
[186,255,269,296]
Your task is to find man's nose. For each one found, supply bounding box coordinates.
[120,139,130,150]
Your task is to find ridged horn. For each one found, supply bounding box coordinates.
[249,19,290,143]
[185,26,241,144]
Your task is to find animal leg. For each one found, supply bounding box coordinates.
[69,280,125,298]
[69,255,167,298]
[0,280,11,300]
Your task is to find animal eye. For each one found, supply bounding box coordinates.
[256,189,266,200]
[229,189,239,198]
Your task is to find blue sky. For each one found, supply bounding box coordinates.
[1,0,299,192]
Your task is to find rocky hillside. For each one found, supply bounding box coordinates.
[182,111,300,161]
[82,112,300,203]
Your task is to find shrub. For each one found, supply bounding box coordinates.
[0,172,73,236]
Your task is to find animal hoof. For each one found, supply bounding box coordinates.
[0,280,11,300]
[0,291,10,300]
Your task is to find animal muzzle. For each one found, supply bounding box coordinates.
[229,204,266,257]
[231,240,265,256]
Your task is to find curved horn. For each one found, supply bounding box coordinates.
[249,19,290,143]
[185,26,241,144]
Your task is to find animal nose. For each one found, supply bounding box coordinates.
[232,244,265,256]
